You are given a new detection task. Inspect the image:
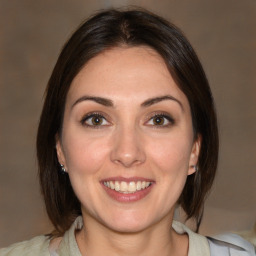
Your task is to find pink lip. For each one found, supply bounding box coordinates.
[102,176,154,182]
[101,177,155,203]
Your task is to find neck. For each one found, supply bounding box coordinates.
[76,214,188,256]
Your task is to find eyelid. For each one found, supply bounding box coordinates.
[144,112,175,127]
[80,111,111,127]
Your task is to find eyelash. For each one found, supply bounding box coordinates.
[81,112,110,128]
[146,113,175,128]
[80,112,175,128]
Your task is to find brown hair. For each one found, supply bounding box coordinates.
[37,8,218,235]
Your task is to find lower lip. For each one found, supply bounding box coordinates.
[102,183,154,203]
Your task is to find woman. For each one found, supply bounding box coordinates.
[0,8,254,256]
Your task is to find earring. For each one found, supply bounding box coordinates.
[193,165,199,172]
[60,164,67,173]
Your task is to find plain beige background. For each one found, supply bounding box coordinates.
[0,0,255,248]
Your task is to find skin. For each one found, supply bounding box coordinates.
[56,46,201,256]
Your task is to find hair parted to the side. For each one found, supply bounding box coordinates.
[37,8,218,236]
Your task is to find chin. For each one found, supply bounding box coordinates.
[108,221,148,234]
[100,211,156,234]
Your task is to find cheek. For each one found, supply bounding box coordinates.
[148,134,193,173]
[62,133,110,207]
[62,131,110,175]
[144,134,193,214]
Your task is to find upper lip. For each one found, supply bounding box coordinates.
[101,176,154,183]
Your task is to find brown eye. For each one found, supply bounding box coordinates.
[82,113,109,127]
[153,116,164,125]
[91,116,103,126]
[146,114,175,127]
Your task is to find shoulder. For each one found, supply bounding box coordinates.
[0,235,50,256]
[207,233,256,256]
[172,221,256,256]
[172,221,210,256]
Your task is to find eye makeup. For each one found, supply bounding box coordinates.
[80,111,111,128]
[145,111,175,128]
[78,110,176,130]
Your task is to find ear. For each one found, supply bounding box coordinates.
[55,133,67,170]
[188,135,201,175]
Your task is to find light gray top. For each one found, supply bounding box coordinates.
[1,216,254,256]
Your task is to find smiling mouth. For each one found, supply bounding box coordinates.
[103,181,152,194]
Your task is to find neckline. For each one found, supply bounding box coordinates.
[58,216,210,256]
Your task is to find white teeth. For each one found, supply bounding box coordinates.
[128,182,136,192]
[110,181,115,189]
[120,181,128,192]
[103,180,152,193]
[114,181,120,191]
[136,181,142,190]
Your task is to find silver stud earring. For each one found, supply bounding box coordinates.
[60,164,66,173]
[193,165,199,172]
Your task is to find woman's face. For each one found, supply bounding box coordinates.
[56,46,200,233]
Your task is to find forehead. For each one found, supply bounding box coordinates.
[67,46,189,107]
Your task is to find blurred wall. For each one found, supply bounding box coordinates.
[0,0,255,247]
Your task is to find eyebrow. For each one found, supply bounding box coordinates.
[71,94,183,110]
[141,95,184,110]
[71,96,114,108]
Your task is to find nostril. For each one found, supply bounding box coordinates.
[111,149,146,167]
[110,130,146,167]
[113,158,143,168]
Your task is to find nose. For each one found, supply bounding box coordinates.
[110,126,146,168]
